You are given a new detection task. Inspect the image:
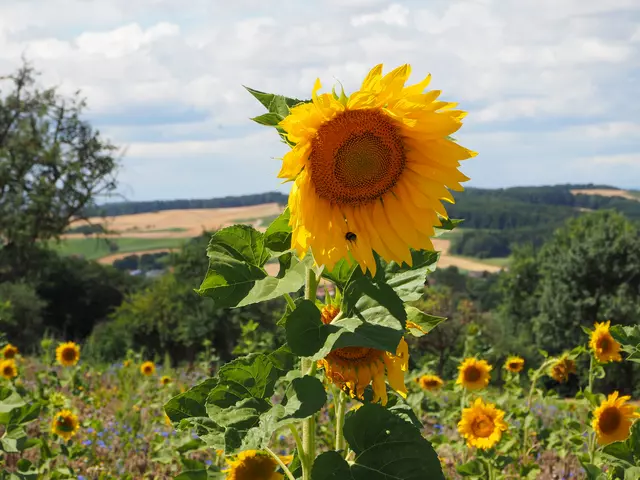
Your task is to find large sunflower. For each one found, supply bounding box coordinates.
[456,358,492,391]
[55,341,80,367]
[589,321,622,363]
[0,359,17,379]
[416,374,444,391]
[224,450,292,480]
[549,355,576,383]
[2,343,18,360]
[51,409,80,441]
[458,397,508,450]
[504,356,525,373]
[279,64,475,274]
[592,391,639,445]
[317,305,408,405]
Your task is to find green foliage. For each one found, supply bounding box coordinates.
[0,282,45,348]
[312,404,443,480]
[0,61,119,268]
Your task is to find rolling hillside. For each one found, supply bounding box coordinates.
[60,184,640,272]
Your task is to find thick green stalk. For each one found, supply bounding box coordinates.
[335,390,347,452]
[587,355,595,394]
[587,354,597,463]
[301,267,319,480]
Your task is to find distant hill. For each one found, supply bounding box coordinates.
[84,183,640,259]
[87,192,288,217]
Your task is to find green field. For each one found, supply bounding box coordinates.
[54,237,188,260]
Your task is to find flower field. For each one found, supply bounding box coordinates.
[1,323,639,479]
[2,64,639,480]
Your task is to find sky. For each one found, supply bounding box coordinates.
[0,0,639,201]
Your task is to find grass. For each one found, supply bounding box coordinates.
[54,237,188,260]
[475,256,511,267]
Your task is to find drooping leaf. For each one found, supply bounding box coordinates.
[384,250,440,302]
[343,403,444,480]
[312,451,353,480]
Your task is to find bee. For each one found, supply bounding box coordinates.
[345,232,357,242]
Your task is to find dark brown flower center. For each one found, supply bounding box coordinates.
[62,348,77,362]
[309,109,405,206]
[464,366,482,382]
[599,407,622,434]
[471,414,494,438]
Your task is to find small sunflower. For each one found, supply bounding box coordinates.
[416,374,444,391]
[549,355,576,383]
[456,358,492,391]
[123,360,131,368]
[504,356,525,373]
[592,391,639,445]
[589,321,622,363]
[2,343,18,360]
[51,409,80,440]
[55,341,80,367]
[277,64,475,275]
[224,450,291,480]
[160,375,172,386]
[317,304,408,405]
[0,359,17,379]
[140,361,155,376]
[458,397,508,450]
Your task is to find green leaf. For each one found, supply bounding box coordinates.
[250,112,284,126]
[405,306,446,337]
[322,259,357,290]
[1,426,28,453]
[197,224,309,308]
[165,378,218,423]
[0,388,26,426]
[602,441,634,466]
[244,86,307,113]
[279,375,327,421]
[384,250,440,302]
[434,218,463,236]
[174,471,208,480]
[312,451,353,480]
[264,208,292,253]
[285,300,336,357]
[236,254,312,307]
[456,459,486,477]
[343,403,444,480]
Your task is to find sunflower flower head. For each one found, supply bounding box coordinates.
[140,361,156,376]
[416,374,444,391]
[55,341,80,367]
[2,343,18,360]
[589,321,622,363]
[224,450,290,480]
[278,64,475,275]
[458,397,508,450]
[504,356,525,373]
[51,409,80,441]
[592,391,640,445]
[456,358,492,391]
[0,359,17,379]
[317,307,408,405]
[549,355,576,383]
[160,375,172,386]
[123,360,131,368]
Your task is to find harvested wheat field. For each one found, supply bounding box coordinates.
[65,203,283,240]
[570,188,639,201]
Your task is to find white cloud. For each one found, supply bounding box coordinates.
[351,4,410,27]
[579,153,640,166]
[0,0,639,199]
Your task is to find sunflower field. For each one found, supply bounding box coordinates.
[1,64,640,480]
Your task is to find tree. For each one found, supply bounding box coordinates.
[0,60,119,276]
[533,211,640,354]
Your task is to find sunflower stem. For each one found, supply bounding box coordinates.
[265,446,296,480]
[284,293,296,311]
[587,354,595,394]
[301,266,319,480]
[335,389,347,452]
